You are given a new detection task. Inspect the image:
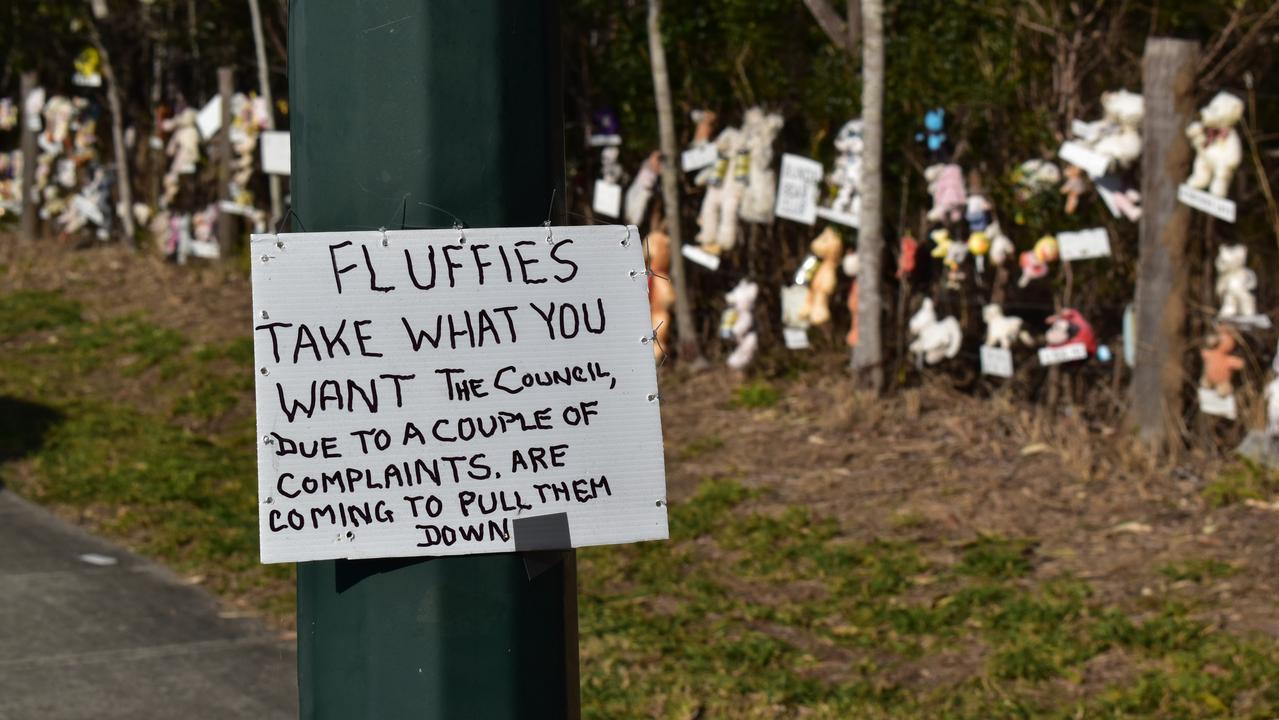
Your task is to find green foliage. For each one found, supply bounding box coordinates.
[1203,460,1279,507]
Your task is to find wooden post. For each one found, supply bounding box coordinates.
[19,72,38,242]
[247,0,283,227]
[852,0,884,390]
[1132,38,1199,454]
[216,67,235,257]
[87,15,137,245]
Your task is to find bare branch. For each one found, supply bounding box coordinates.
[802,0,849,53]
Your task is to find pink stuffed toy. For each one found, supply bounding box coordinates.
[925,163,966,223]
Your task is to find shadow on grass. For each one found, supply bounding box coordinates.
[0,396,62,466]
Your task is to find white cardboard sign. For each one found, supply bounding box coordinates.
[1178,184,1236,223]
[196,94,223,140]
[681,143,718,173]
[1198,387,1237,420]
[1057,228,1111,262]
[980,346,1014,378]
[592,179,622,218]
[1058,141,1111,178]
[814,206,859,229]
[260,131,291,176]
[250,226,667,563]
[1038,342,1088,365]
[681,244,721,271]
[774,154,824,225]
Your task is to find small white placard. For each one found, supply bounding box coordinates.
[250,226,667,563]
[260,130,291,175]
[1198,387,1237,420]
[774,154,824,225]
[681,245,721,271]
[588,133,621,148]
[1178,184,1236,223]
[1220,314,1273,330]
[72,73,102,88]
[814,206,859,228]
[1057,227,1111,262]
[782,326,810,350]
[1058,140,1110,178]
[681,143,718,173]
[1038,342,1088,365]
[197,94,222,140]
[190,239,221,259]
[980,346,1014,378]
[592,179,622,218]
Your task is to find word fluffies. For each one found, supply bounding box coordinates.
[647,229,674,360]
[1018,235,1058,287]
[909,298,962,365]
[983,304,1031,349]
[723,279,759,370]
[1215,244,1257,318]
[925,163,966,223]
[696,125,745,254]
[1201,330,1244,397]
[1073,89,1144,172]
[800,227,842,326]
[826,118,864,217]
[843,251,860,347]
[1045,309,1097,355]
[739,107,784,224]
[1186,92,1244,198]
[624,151,660,227]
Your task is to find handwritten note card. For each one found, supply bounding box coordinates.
[251,226,667,563]
[774,154,824,225]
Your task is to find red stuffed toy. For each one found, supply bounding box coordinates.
[1045,308,1097,355]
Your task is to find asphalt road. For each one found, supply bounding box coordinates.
[0,488,297,720]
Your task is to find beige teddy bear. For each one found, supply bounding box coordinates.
[1186,91,1244,198]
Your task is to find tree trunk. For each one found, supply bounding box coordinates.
[19,71,37,242]
[248,0,283,227]
[217,67,235,257]
[647,0,700,362]
[1132,38,1199,456]
[88,19,136,245]
[851,0,883,390]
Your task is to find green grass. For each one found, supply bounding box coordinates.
[1202,460,1279,507]
[731,380,781,409]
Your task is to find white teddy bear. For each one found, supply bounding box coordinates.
[982,304,1032,349]
[696,125,746,254]
[908,298,963,365]
[1186,91,1245,198]
[723,279,760,370]
[825,118,864,217]
[738,107,784,224]
[1215,244,1257,318]
[1074,89,1144,172]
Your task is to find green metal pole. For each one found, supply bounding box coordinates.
[288,2,577,717]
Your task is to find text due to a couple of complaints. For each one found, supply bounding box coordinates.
[250,225,668,563]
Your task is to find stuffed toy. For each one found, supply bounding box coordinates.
[646,228,674,360]
[37,96,74,156]
[967,230,990,272]
[987,222,1015,266]
[925,163,966,223]
[916,108,946,153]
[695,125,746,254]
[599,145,624,185]
[0,98,16,131]
[1186,91,1245,198]
[1201,330,1244,397]
[1045,308,1097,354]
[843,251,860,347]
[800,226,842,326]
[965,193,992,231]
[1073,89,1144,172]
[1060,165,1088,214]
[1215,243,1257,318]
[739,107,784,224]
[896,231,918,278]
[162,109,200,207]
[723,279,760,370]
[825,118,864,217]
[1266,376,1279,435]
[625,151,661,227]
[909,298,962,365]
[1018,235,1058,287]
[1013,159,1061,201]
[228,93,262,206]
[689,110,718,185]
[983,304,1032,349]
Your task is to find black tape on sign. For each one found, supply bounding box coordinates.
[513,512,572,552]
